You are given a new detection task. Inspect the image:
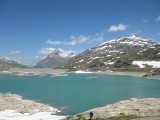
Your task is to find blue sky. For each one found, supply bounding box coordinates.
[0,0,160,65]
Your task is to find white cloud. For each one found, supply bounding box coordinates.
[39,48,56,55]
[10,50,20,55]
[46,35,90,46]
[155,16,160,22]
[46,33,105,46]
[107,24,129,32]
[68,35,90,45]
[46,39,64,45]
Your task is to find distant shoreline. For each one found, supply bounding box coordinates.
[96,70,145,77]
[71,69,160,80]
[0,68,69,77]
[0,68,160,80]
[95,70,160,80]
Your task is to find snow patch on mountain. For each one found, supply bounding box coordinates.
[132,61,160,68]
[104,61,115,65]
[78,59,84,63]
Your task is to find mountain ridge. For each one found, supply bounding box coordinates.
[0,58,29,70]
[63,35,160,70]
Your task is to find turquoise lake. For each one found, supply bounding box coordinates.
[0,73,160,115]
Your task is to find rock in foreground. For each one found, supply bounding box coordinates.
[0,93,59,114]
[68,98,160,120]
[0,93,66,120]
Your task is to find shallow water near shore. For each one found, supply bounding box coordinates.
[0,73,160,115]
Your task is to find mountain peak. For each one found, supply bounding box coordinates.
[47,50,61,58]
[47,49,76,58]
[129,35,139,39]
[34,49,76,68]
[99,35,158,47]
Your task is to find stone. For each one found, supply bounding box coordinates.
[69,98,160,120]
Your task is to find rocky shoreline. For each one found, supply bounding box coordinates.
[68,98,160,120]
[0,93,160,120]
[0,68,69,77]
[0,93,66,120]
[0,93,59,114]
[97,70,146,77]
[96,70,160,80]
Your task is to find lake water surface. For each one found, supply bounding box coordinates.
[0,73,160,115]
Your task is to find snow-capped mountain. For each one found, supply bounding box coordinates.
[47,49,75,58]
[0,58,29,70]
[100,35,156,46]
[88,35,159,56]
[34,49,76,68]
[63,35,160,70]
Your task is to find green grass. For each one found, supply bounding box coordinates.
[66,116,139,120]
[105,116,138,120]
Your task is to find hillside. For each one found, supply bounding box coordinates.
[0,58,29,71]
[63,35,160,71]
